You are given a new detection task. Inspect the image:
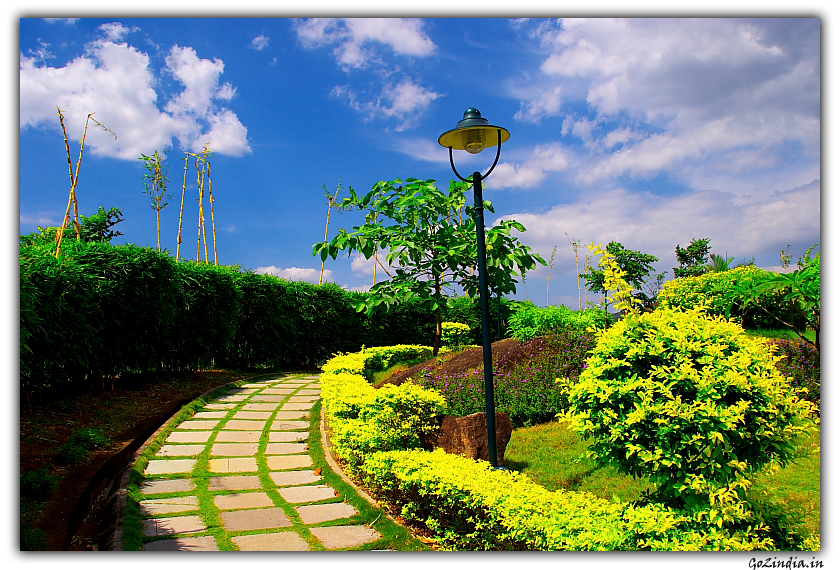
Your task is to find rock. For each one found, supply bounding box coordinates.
[436,412,513,465]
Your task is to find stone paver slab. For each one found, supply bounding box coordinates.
[145,459,196,475]
[233,411,272,420]
[215,395,249,402]
[242,403,282,411]
[296,389,321,396]
[269,470,321,486]
[157,444,206,457]
[311,525,381,550]
[221,507,292,531]
[271,420,310,430]
[214,492,274,510]
[241,383,277,388]
[193,411,228,419]
[166,431,213,443]
[262,388,295,395]
[300,375,321,379]
[205,403,237,410]
[207,475,263,491]
[143,515,206,537]
[281,402,315,411]
[265,442,308,455]
[295,502,358,524]
[267,455,313,470]
[214,430,262,442]
[144,535,219,551]
[208,457,259,473]
[277,485,337,504]
[250,395,288,402]
[273,411,308,420]
[227,388,258,394]
[288,395,319,403]
[269,431,307,442]
[211,443,259,456]
[232,532,309,551]
[140,479,196,495]
[278,382,307,387]
[176,419,221,430]
[140,496,199,516]
[224,419,267,430]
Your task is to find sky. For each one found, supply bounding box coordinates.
[19,17,821,309]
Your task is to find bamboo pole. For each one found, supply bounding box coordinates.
[205,147,218,266]
[195,154,203,262]
[200,154,210,263]
[176,154,189,261]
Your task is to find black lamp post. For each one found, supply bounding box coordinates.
[438,108,510,468]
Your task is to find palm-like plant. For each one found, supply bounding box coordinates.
[707,252,735,273]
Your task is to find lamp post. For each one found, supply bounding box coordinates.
[438,108,510,469]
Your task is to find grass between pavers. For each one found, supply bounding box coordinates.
[123,374,427,551]
[505,420,821,542]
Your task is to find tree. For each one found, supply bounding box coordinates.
[706,252,734,273]
[582,241,661,311]
[722,245,820,352]
[674,237,711,278]
[139,150,170,252]
[21,206,124,247]
[313,177,545,355]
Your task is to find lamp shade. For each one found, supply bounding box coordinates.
[438,108,510,153]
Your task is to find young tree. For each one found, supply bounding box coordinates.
[674,237,711,278]
[21,206,124,246]
[313,177,545,354]
[582,241,660,310]
[139,150,170,252]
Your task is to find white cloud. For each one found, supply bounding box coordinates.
[250,35,270,50]
[255,266,333,284]
[497,179,820,277]
[295,18,435,70]
[332,77,441,131]
[486,143,571,190]
[511,18,819,201]
[20,39,250,159]
[44,18,79,25]
[98,22,138,42]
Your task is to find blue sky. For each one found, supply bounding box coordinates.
[19,17,821,307]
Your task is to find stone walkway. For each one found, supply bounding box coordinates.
[136,374,383,551]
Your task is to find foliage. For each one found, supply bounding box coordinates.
[357,449,773,551]
[321,345,434,381]
[444,295,517,343]
[658,265,795,329]
[441,322,472,348]
[20,206,124,247]
[767,339,820,407]
[674,237,711,278]
[507,302,608,342]
[415,330,595,427]
[56,427,111,465]
[139,150,170,251]
[564,306,816,529]
[582,241,661,310]
[314,178,545,354]
[20,468,59,500]
[721,245,820,352]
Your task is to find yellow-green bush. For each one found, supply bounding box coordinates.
[565,306,815,525]
[358,449,774,551]
[321,345,433,380]
[441,322,472,348]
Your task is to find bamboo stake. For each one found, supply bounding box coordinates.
[195,154,203,262]
[546,246,557,307]
[205,147,218,266]
[176,154,189,261]
[319,179,342,285]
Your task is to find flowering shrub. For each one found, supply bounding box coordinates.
[414,330,595,426]
[565,306,816,529]
[768,339,820,407]
[321,345,433,381]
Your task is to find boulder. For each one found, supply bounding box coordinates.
[436,412,513,465]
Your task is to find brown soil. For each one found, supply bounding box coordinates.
[382,337,556,386]
[19,369,295,550]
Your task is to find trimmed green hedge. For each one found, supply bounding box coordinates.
[19,241,440,399]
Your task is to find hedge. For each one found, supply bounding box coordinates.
[19,241,440,400]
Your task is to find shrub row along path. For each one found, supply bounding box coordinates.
[134,374,382,551]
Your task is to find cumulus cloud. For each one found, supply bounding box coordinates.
[510,18,820,201]
[255,266,333,283]
[486,143,571,190]
[332,77,441,131]
[294,18,435,70]
[250,35,270,50]
[497,179,820,278]
[19,34,251,159]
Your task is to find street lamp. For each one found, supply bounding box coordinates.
[438,108,510,469]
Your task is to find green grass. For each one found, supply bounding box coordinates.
[505,421,821,544]
[745,327,816,343]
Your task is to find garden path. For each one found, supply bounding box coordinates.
[136,374,382,551]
